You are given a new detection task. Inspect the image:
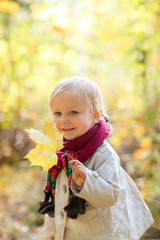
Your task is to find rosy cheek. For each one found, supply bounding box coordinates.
[52,118,59,126]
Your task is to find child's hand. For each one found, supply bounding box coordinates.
[70,160,87,187]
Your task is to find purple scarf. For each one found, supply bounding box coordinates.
[44,120,110,195]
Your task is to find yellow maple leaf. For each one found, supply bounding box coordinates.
[24,121,63,172]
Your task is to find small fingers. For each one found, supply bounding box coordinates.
[70,160,87,181]
[70,160,85,172]
[69,160,79,166]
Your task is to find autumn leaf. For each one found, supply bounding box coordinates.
[24,121,63,172]
[0,0,19,14]
[140,138,153,150]
[140,189,147,198]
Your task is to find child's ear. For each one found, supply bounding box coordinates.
[93,109,102,124]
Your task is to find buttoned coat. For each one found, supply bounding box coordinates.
[31,140,154,240]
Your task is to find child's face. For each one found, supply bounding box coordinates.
[51,88,100,140]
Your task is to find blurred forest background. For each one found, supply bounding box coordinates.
[0,0,160,239]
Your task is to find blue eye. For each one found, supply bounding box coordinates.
[70,111,78,114]
[54,112,61,116]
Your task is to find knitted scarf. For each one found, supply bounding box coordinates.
[44,120,110,196]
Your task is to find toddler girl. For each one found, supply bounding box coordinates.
[32,76,154,240]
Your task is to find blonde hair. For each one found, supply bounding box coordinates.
[49,76,112,132]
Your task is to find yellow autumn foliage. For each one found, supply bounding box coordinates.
[140,138,153,150]
[0,0,19,14]
[24,121,63,172]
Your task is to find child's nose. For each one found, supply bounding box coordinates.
[61,115,70,123]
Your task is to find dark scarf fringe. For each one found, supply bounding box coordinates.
[64,189,87,219]
[38,189,55,217]
[38,189,86,219]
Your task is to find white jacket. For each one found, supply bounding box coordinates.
[31,140,154,240]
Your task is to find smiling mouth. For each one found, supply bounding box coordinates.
[62,128,75,132]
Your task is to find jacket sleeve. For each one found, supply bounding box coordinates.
[71,143,122,208]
